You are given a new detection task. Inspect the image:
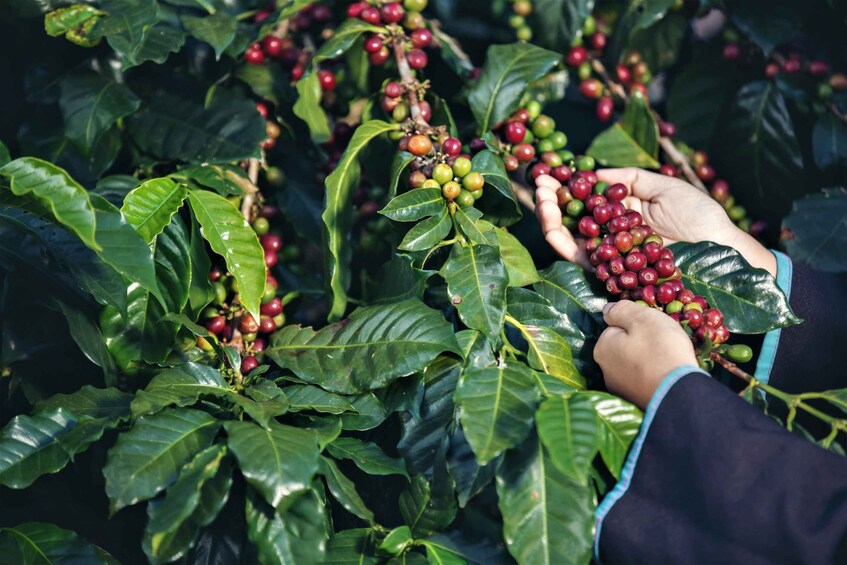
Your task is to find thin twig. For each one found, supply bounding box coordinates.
[392,38,423,125]
[241,158,261,221]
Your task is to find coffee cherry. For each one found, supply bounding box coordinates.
[456,190,475,207]
[531,115,556,139]
[432,163,453,185]
[206,316,226,334]
[579,79,603,99]
[608,256,625,275]
[714,325,730,344]
[596,243,619,262]
[569,178,591,201]
[504,154,520,172]
[265,249,278,268]
[703,308,723,328]
[578,216,601,238]
[566,46,588,67]
[608,216,630,234]
[505,121,527,144]
[421,179,440,189]
[658,248,674,262]
[463,172,484,191]
[318,69,336,91]
[552,166,572,183]
[624,251,647,271]
[831,73,847,90]
[542,151,563,168]
[658,121,676,137]
[605,183,628,203]
[585,194,606,212]
[408,170,427,188]
[452,157,472,177]
[360,6,382,23]
[245,48,265,65]
[240,314,260,334]
[442,181,462,200]
[641,285,657,306]
[442,137,462,156]
[653,259,675,278]
[261,297,283,317]
[637,267,658,286]
[260,233,282,252]
[695,326,716,343]
[619,271,638,289]
[241,356,259,373]
[596,263,611,281]
[370,46,391,65]
[252,217,270,236]
[381,2,405,23]
[410,28,433,48]
[657,282,677,304]
[764,62,780,79]
[529,163,551,180]
[263,36,284,57]
[696,163,716,182]
[404,0,428,10]
[596,97,614,121]
[576,155,596,171]
[606,276,622,295]
[589,204,609,225]
[408,135,433,156]
[384,81,402,99]
[512,143,535,162]
[783,58,802,73]
[675,289,694,304]
[683,309,704,329]
[591,32,607,51]
[259,315,277,334]
[660,164,678,177]
[407,49,428,69]
[364,35,384,53]
[722,43,740,61]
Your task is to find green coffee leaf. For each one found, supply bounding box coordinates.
[121,178,188,244]
[442,243,508,339]
[782,188,847,273]
[536,395,599,484]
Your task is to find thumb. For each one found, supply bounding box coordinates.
[602,300,645,331]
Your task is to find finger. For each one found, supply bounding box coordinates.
[535,186,561,229]
[534,174,562,192]
[593,326,626,364]
[536,202,580,262]
[597,168,672,201]
[602,300,648,331]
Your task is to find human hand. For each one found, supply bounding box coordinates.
[535,168,776,276]
[594,301,698,410]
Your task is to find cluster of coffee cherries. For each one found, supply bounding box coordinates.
[200,208,286,374]
[558,173,736,358]
[483,103,576,176]
[351,0,433,68]
[255,101,284,150]
[507,0,534,41]
[244,4,337,91]
[381,80,432,124]
[400,133,485,207]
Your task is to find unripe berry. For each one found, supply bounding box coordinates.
[609,256,625,276]
[442,181,461,200]
[432,163,454,185]
[683,309,704,329]
[606,183,628,202]
[408,135,433,156]
[452,157,472,177]
[666,300,684,314]
[463,172,484,191]
[531,115,556,138]
[456,190,475,207]
[578,216,601,238]
[504,155,520,172]
[410,28,433,48]
[630,226,647,246]
[404,0,428,10]
[585,237,602,254]
[542,151,564,168]
[566,46,588,67]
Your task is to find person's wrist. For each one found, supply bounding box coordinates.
[721,228,777,277]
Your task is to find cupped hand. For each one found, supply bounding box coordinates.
[594,301,698,409]
[535,168,776,276]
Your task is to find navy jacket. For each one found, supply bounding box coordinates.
[595,252,847,563]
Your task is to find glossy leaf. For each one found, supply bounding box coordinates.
[36,385,131,421]
[812,113,847,170]
[399,208,452,252]
[496,229,539,287]
[531,0,595,49]
[620,92,658,160]
[712,81,803,222]
[389,151,416,198]
[671,241,802,333]
[327,437,409,479]
[319,456,375,523]
[586,123,660,168]
[582,392,642,479]
[181,13,236,59]
[399,456,457,537]
[245,486,328,565]
[127,90,265,164]
[607,0,676,63]
[268,299,461,394]
[446,428,497,508]
[121,178,187,244]
[294,72,331,143]
[0,409,78,488]
[0,522,116,564]
[509,319,585,389]
[441,243,508,339]
[189,189,265,322]
[455,364,540,465]
[131,363,231,416]
[284,384,357,414]
[224,420,320,510]
[536,395,599,484]
[325,529,380,564]
[313,19,384,64]
[496,437,595,565]
[468,43,561,133]
[59,72,140,155]
[628,12,687,71]
[96,0,185,69]
[782,188,847,273]
[0,157,97,249]
[103,408,220,513]
[470,150,522,226]
[323,120,400,321]
[381,188,446,222]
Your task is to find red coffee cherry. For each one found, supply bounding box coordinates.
[566,46,588,67]
[578,216,601,238]
[241,356,259,373]
[505,121,527,144]
[606,183,628,202]
[381,2,405,23]
[596,97,614,122]
[410,28,433,48]
[407,49,428,69]
[442,137,462,156]
[625,252,647,271]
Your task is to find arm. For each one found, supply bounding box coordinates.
[596,370,847,563]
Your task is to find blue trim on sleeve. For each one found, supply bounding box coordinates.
[593,366,709,563]
[753,251,793,385]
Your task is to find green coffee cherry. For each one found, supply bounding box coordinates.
[537,139,555,153]
[452,157,472,178]
[456,190,475,207]
[422,179,441,189]
[262,284,277,304]
[549,131,568,150]
[265,166,285,187]
[213,282,227,305]
[575,155,596,171]
[516,25,532,41]
[252,217,270,236]
[566,199,584,217]
[558,149,575,163]
[432,163,454,185]
[526,101,542,120]
[666,300,684,314]
[593,180,608,194]
[469,188,483,199]
[578,62,592,81]
[531,115,555,138]
[582,15,596,35]
[562,215,578,230]
[462,172,484,191]
[726,344,753,364]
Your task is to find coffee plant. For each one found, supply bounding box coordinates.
[0,0,844,562]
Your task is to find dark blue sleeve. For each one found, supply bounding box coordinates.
[595,371,847,564]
